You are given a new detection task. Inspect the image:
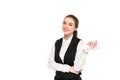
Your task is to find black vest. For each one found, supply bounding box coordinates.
[54,35,81,80]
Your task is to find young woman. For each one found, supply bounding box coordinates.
[48,14,97,80]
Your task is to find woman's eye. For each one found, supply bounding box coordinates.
[69,23,73,26]
[63,22,66,24]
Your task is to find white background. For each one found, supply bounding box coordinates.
[0,0,120,80]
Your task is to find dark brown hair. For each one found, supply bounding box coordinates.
[65,14,79,37]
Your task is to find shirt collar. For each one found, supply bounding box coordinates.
[62,34,73,44]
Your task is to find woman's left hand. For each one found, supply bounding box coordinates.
[87,40,97,49]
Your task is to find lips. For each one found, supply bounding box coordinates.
[64,29,69,32]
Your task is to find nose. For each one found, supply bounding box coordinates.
[63,24,69,28]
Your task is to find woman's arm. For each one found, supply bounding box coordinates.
[73,40,88,72]
[47,43,70,73]
[73,40,97,73]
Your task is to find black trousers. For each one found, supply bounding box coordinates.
[54,75,82,80]
[54,71,82,80]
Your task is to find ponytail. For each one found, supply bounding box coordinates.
[73,30,78,37]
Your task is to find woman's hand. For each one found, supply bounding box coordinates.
[87,40,97,49]
[69,66,82,74]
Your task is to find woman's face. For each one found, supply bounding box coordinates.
[62,17,77,36]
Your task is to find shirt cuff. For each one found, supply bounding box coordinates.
[63,64,70,72]
[84,45,90,52]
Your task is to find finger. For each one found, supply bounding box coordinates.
[94,40,97,47]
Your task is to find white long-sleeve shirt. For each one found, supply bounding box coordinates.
[48,35,89,73]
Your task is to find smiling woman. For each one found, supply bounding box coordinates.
[62,15,79,39]
[47,14,97,80]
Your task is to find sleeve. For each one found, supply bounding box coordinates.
[74,40,89,71]
[47,42,70,73]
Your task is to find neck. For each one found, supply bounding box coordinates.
[64,34,73,40]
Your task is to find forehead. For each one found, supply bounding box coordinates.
[64,17,75,23]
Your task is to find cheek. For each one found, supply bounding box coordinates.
[62,24,65,28]
[62,26,64,30]
[70,27,76,31]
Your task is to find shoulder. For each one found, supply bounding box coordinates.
[78,39,85,45]
[56,37,63,42]
[55,38,63,43]
[54,37,63,46]
[73,35,82,42]
[75,36,85,47]
[77,39,89,50]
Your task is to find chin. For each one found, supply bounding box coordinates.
[64,32,69,35]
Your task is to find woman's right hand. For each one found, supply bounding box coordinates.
[69,66,82,74]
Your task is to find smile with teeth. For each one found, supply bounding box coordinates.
[64,29,69,32]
